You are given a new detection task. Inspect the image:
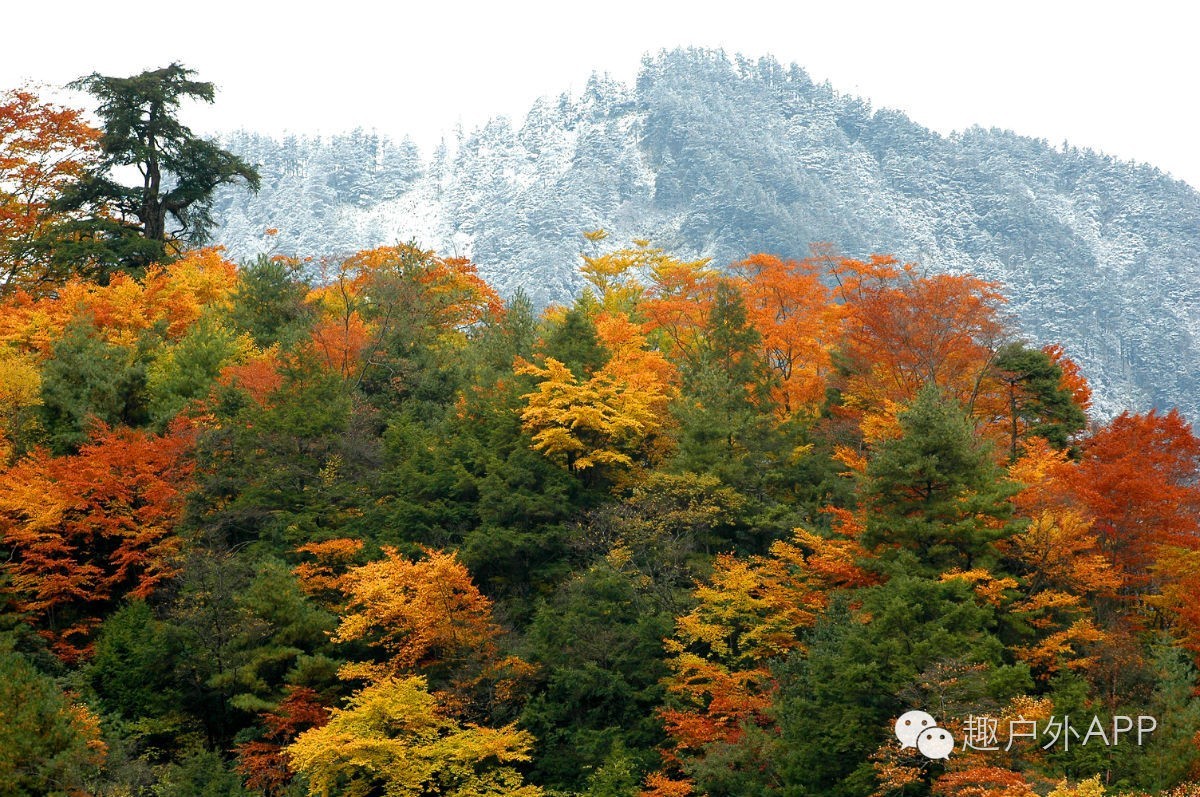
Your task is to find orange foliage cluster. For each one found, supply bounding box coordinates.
[1043,344,1092,412]
[0,424,193,660]
[333,546,502,675]
[0,88,101,296]
[218,348,284,407]
[650,528,872,793]
[831,256,1007,439]
[639,250,718,364]
[734,253,839,418]
[327,546,533,715]
[293,537,366,598]
[304,244,503,379]
[932,765,1036,797]
[561,242,1037,441]
[999,411,1200,666]
[0,247,240,354]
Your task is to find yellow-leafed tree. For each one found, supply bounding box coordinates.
[286,675,542,797]
[331,547,532,718]
[516,313,675,482]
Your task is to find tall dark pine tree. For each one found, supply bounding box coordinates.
[50,63,260,275]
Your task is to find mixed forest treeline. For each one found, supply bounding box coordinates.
[211,48,1200,421]
[3,74,1200,797]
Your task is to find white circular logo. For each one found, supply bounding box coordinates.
[895,710,954,759]
[916,726,954,760]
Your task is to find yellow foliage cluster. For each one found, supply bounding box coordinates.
[287,675,541,797]
[0,346,40,460]
[1047,775,1107,797]
[516,316,676,476]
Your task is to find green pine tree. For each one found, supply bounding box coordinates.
[862,384,1019,577]
[992,342,1087,459]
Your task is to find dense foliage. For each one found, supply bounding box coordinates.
[2,77,1200,797]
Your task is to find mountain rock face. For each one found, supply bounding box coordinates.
[209,49,1200,419]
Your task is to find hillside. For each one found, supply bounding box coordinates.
[210,48,1200,419]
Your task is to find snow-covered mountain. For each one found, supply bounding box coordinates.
[209,48,1200,420]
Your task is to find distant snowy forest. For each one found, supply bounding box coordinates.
[211,49,1200,419]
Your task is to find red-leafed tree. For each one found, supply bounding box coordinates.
[235,686,329,797]
[832,256,1008,440]
[1072,409,1200,585]
[1042,343,1092,413]
[0,424,193,660]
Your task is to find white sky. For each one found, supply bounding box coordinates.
[4,1,1199,188]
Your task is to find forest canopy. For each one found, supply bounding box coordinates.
[1,79,1199,797]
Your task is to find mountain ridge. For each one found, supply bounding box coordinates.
[209,48,1200,420]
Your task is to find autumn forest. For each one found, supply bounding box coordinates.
[2,67,1200,797]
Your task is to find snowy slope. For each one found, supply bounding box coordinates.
[209,50,1200,420]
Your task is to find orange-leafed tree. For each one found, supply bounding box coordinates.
[931,766,1036,797]
[791,507,879,591]
[1042,344,1092,415]
[0,424,193,660]
[334,547,498,676]
[652,532,834,793]
[734,252,838,419]
[0,88,101,296]
[640,251,718,368]
[315,245,501,334]
[0,246,240,355]
[641,771,696,797]
[1000,440,1120,675]
[305,245,502,386]
[1007,437,1079,518]
[1006,446,1121,598]
[1153,547,1200,664]
[595,312,677,395]
[218,347,284,408]
[308,310,372,380]
[293,537,366,602]
[832,256,1008,440]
